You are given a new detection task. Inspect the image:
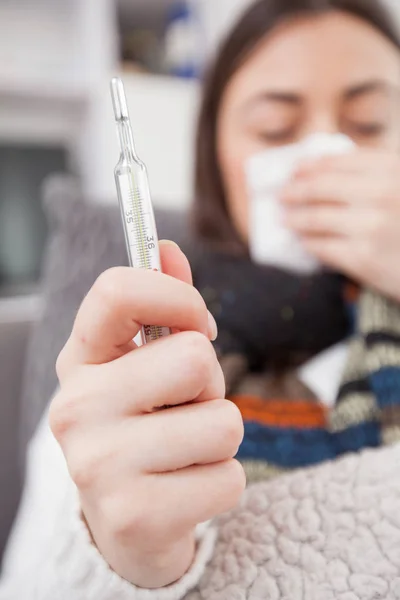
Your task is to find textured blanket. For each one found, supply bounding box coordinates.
[186,443,400,600]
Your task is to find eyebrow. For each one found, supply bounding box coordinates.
[344,79,391,100]
[247,91,302,107]
[245,79,398,111]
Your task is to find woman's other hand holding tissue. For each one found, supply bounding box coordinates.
[282,150,400,300]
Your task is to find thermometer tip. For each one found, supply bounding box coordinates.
[110,77,129,122]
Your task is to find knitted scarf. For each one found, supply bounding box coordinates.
[192,249,400,484]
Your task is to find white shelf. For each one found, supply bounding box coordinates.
[0,97,87,147]
[0,0,115,147]
[0,73,89,146]
[0,294,43,324]
[0,77,88,103]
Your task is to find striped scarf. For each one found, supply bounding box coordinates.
[225,289,400,483]
[194,250,400,484]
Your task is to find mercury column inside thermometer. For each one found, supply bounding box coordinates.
[111,77,170,344]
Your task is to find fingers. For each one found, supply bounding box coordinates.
[284,205,348,236]
[110,331,225,409]
[129,399,244,472]
[147,460,246,533]
[283,152,398,209]
[52,331,226,433]
[281,172,366,207]
[94,460,246,545]
[295,149,397,178]
[301,237,348,269]
[284,205,384,238]
[301,237,369,284]
[57,262,213,379]
[62,399,244,484]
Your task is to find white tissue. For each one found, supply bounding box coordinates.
[246,133,355,274]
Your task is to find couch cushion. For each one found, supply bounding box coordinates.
[19,174,191,459]
[0,316,34,560]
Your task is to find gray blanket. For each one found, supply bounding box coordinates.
[187,444,400,599]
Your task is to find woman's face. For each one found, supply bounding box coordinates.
[217,11,400,242]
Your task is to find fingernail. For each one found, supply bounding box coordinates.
[207,311,218,341]
[159,239,180,248]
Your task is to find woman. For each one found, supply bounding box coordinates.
[2,0,400,596]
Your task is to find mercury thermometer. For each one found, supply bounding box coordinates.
[110,77,170,344]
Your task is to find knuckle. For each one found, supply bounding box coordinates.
[68,447,103,491]
[69,458,94,491]
[102,495,147,542]
[55,344,71,381]
[93,267,127,307]
[55,350,66,381]
[224,459,247,505]
[219,400,244,452]
[183,331,216,382]
[49,391,81,441]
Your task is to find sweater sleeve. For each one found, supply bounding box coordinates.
[0,406,216,600]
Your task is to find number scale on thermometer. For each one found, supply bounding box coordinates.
[111,77,170,344]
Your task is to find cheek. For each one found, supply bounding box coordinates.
[385,128,400,152]
[361,135,400,152]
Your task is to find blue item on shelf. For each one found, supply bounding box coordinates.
[164,1,200,79]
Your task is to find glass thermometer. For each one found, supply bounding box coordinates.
[110,77,170,344]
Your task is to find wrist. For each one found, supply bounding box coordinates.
[120,532,197,589]
[81,500,197,589]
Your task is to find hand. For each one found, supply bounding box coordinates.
[282,150,400,300]
[49,241,245,589]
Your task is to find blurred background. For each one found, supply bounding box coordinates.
[0,0,398,299]
[0,0,254,300]
[0,0,399,561]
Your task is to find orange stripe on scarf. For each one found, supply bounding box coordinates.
[231,395,327,429]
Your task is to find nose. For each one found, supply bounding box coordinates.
[302,113,339,137]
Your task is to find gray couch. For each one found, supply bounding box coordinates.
[0,175,189,563]
[0,313,35,561]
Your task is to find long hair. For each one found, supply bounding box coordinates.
[193,0,400,251]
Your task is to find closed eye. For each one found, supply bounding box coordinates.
[257,127,297,143]
[347,122,386,138]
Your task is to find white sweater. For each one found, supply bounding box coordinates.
[0,409,214,599]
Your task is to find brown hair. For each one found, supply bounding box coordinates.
[193,0,400,251]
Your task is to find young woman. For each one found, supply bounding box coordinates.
[2,0,400,597]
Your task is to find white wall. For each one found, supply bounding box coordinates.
[0,0,80,85]
[81,73,200,210]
